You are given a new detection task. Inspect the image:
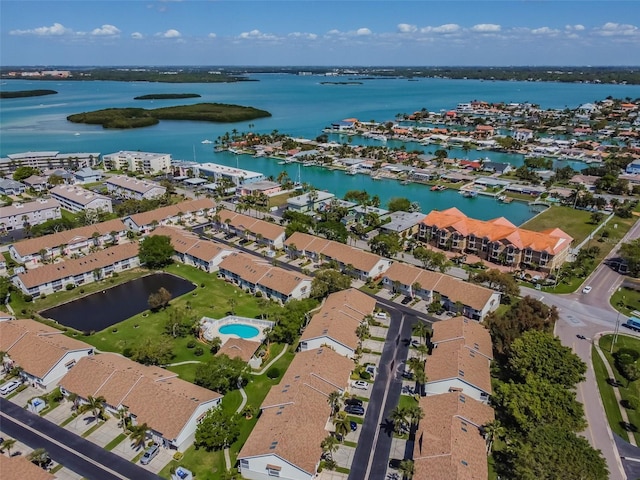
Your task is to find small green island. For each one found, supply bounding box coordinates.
[0,89,58,99]
[67,102,271,129]
[320,81,363,85]
[134,93,202,100]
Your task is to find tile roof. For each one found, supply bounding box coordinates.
[0,199,60,220]
[105,175,165,194]
[431,318,493,360]
[17,242,139,289]
[219,252,311,296]
[151,226,232,263]
[50,184,111,206]
[300,289,376,351]
[127,198,216,228]
[217,209,285,242]
[422,207,573,255]
[414,392,494,480]
[11,218,126,258]
[0,319,92,378]
[216,338,261,363]
[285,232,387,273]
[383,262,497,311]
[59,353,222,440]
[239,348,353,475]
[426,341,492,395]
[0,453,55,480]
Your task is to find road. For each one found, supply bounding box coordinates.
[0,398,160,480]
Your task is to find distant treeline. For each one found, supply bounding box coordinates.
[134,93,201,100]
[67,102,271,129]
[0,89,58,99]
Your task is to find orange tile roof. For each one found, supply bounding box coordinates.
[239,348,353,475]
[0,454,55,480]
[426,341,492,395]
[414,392,494,480]
[422,208,572,255]
[11,218,126,258]
[300,288,376,351]
[59,353,221,440]
[0,319,92,378]
[431,318,493,360]
[127,198,215,228]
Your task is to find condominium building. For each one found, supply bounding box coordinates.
[50,184,113,213]
[105,175,167,200]
[102,151,172,174]
[0,151,100,174]
[0,199,61,232]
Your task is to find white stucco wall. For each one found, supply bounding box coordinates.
[424,378,489,402]
[239,454,315,480]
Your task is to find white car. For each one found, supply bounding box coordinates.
[582,286,592,294]
[0,380,21,396]
[353,380,369,390]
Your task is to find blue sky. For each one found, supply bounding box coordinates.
[1,1,639,66]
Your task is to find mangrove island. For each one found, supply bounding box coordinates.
[0,89,58,99]
[134,93,202,100]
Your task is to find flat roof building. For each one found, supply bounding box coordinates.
[0,198,61,232]
[105,175,167,200]
[50,184,113,214]
[196,162,265,186]
[103,151,171,174]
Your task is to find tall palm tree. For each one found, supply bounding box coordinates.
[411,322,430,345]
[129,422,149,449]
[482,420,506,453]
[389,405,409,434]
[398,459,415,480]
[355,323,370,344]
[320,434,339,461]
[115,406,130,433]
[327,391,342,417]
[1,438,16,456]
[78,395,106,422]
[405,404,424,428]
[333,412,350,442]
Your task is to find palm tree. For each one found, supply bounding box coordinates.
[1,438,16,456]
[355,323,370,344]
[389,405,409,434]
[78,395,106,422]
[28,448,50,468]
[67,392,79,411]
[333,412,350,441]
[321,434,339,461]
[129,422,149,449]
[398,459,415,480]
[411,322,430,345]
[115,406,130,433]
[482,420,506,452]
[327,391,342,417]
[405,404,424,428]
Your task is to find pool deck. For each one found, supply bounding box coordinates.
[200,315,274,346]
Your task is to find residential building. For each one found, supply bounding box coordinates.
[13,243,140,297]
[285,232,392,281]
[0,318,94,391]
[105,175,167,200]
[238,348,353,480]
[49,184,113,214]
[0,199,61,232]
[214,209,286,249]
[218,252,311,303]
[22,175,49,192]
[626,159,640,175]
[381,262,500,321]
[59,353,222,451]
[379,211,425,236]
[237,180,282,197]
[413,392,494,480]
[151,226,235,273]
[430,317,494,361]
[0,178,26,195]
[299,288,376,358]
[73,167,103,184]
[418,207,573,272]
[286,190,336,213]
[124,198,216,233]
[8,218,127,267]
[102,151,171,174]
[0,452,55,480]
[196,162,265,186]
[0,151,99,174]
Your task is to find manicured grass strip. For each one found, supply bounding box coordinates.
[592,345,625,440]
[81,422,103,438]
[131,451,145,464]
[59,415,76,427]
[105,433,127,451]
[398,394,419,410]
[6,384,28,400]
[50,464,64,474]
[370,336,386,342]
[40,402,61,416]
[347,415,364,424]
[336,467,350,474]
[343,441,358,448]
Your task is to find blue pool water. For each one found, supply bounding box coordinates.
[219,324,260,339]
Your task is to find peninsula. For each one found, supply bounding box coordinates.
[66,102,271,129]
[134,93,201,100]
[0,89,57,99]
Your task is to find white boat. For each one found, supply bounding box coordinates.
[201,139,213,144]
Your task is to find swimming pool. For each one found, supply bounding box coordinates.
[218,323,260,339]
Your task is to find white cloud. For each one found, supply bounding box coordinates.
[91,24,120,36]
[288,32,318,40]
[208,33,217,39]
[397,23,417,33]
[471,24,501,33]
[595,22,639,36]
[531,26,559,35]
[421,24,461,34]
[131,32,143,39]
[10,22,70,36]
[159,29,181,38]
[326,29,341,36]
[239,29,278,40]
[565,24,585,31]
[356,28,372,36]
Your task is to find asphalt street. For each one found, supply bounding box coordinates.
[0,398,160,480]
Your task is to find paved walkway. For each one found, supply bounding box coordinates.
[250,343,289,376]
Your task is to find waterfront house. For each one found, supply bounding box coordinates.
[285,232,392,281]
[0,178,26,195]
[102,150,171,174]
[13,243,140,297]
[413,392,494,480]
[105,175,167,200]
[236,180,282,197]
[151,226,235,273]
[8,218,127,267]
[0,151,99,174]
[0,318,94,391]
[59,353,222,451]
[50,184,113,214]
[218,252,311,303]
[238,348,353,480]
[482,161,512,174]
[418,207,573,273]
[196,162,265,186]
[299,288,376,358]
[513,128,534,142]
[0,199,61,233]
[73,167,103,184]
[124,198,216,233]
[381,262,500,321]
[214,209,286,249]
[328,119,357,132]
[286,190,336,213]
[379,211,425,237]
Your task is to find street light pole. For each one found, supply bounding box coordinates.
[611,294,625,354]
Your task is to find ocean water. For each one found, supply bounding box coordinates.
[2,74,640,225]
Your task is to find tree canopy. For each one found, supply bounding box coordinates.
[195,407,240,451]
[470,269,520,299]
[387,197,411,212]
[13,166,39,181]
[412,246,449,272]
[139,235,174,269]
[268,297,319,343]
[311,269,352,299]
[131,337,174,365]
[619,238,640,277]
[368,232,402,258]
[194,354,249,394]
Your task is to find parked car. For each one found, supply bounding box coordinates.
[345,398,363,407]
[0,380,21,396]
[350,421,358,431]
[365,365,377,377]
[389,458,402,469]
[345,405,365,416]
[140,444,159,465]
[352,380,369,390]
[582,286,592,294]
[374,311,388,319]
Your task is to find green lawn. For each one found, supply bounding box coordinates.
[592,344,626,440]
[397,394,419,410]
[611,287,640,317]
[597,334,640,444]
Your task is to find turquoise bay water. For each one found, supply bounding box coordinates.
[2,75,640,225]
[219,323,260,339]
